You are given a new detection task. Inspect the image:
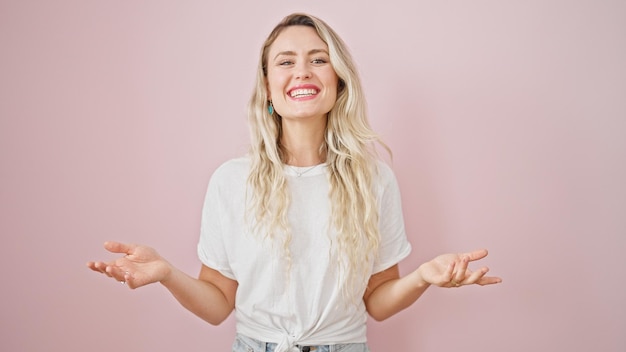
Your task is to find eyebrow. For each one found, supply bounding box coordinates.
[273,49,329,61]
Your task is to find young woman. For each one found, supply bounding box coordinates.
[87,13,502,352]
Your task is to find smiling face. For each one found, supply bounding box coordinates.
[265,25,339,123]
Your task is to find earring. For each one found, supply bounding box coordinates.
[268,101,274,115]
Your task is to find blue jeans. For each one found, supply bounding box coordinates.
[232,334,370,352]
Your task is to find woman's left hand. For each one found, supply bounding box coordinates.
[417,249,502,288]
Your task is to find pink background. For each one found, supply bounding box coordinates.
[1,1,624,351]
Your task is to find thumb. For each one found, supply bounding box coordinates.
[465,248,489,262]
[103,241,136,255]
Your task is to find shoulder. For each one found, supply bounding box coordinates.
[208,157,251,186]
[374,160,398,185]
[214,157,251,174]
[371,160,403,201]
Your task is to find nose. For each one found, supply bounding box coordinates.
[294,62,312,79]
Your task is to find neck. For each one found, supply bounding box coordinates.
[281,118,326,166]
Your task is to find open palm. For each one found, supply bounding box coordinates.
[86,241,172,289]
[418,249,501,288]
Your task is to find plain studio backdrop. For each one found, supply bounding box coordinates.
[1,1,624,351]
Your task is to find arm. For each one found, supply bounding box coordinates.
[363,264,429,321]
[160,264,237,325]
[363,249,502,321]
[87,241,237,325]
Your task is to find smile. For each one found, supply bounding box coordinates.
[289,88,318,98]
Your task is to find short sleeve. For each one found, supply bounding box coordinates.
[197,164,236,279]
[372,163,412,273]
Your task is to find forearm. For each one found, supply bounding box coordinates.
[365,268,430,321]
[160,267,234,325]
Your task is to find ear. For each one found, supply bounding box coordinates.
[338,78,346,93]
[265,79,271,100]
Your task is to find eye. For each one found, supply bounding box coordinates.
[312,58,328,64]
[279,60,294,66]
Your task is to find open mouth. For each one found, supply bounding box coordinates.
[289,88,318,98]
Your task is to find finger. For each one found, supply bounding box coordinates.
[107,266,134,288]
[87,261,108,274]
[464,266,489,284]
[454,256,470,283]
[123,271,137,289]
[444,261,456,283]
[464,249,489,262]
[86,261,100,272]
[477,275,503,286]
[104,241,136,256]
[105,265,127,283]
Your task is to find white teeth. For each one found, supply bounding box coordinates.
[290,88,317,98]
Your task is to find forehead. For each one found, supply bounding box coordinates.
[268,25,328,55]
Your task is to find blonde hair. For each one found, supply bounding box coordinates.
[246,13,389,297]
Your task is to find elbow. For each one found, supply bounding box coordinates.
[202,308,234,326]
[367,310,393,322]
[206,318,226,326]
[365,301,395,322]
[204,314,229,326]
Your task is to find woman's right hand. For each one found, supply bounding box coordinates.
[86,241,172,289]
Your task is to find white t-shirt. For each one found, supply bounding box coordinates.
[197,157,411,350]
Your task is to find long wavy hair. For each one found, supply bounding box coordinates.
[246,13,389,297]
